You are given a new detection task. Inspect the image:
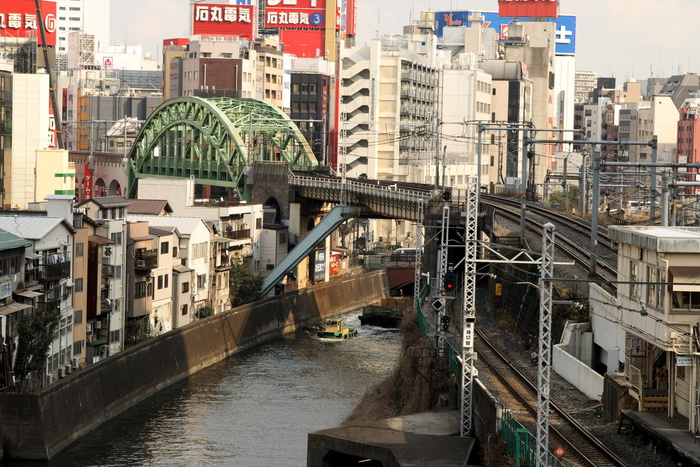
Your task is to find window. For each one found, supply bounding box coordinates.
[629,261,638,298]
[158,275,164,289]
[74,340,83,356]
[181,304,188,316]
[173,246,178,257]
[111,232,122,244]
[193,242,208,258]
[75,277,84,293]
[110,330,120,343]
[74,309,83,325]
[76,242,84,257]
[161,241,169,254]
[279,233,287,244]
[165,274,169,288]
[182,282,190,293]
[197,274,206,289]
[135,281,147,298]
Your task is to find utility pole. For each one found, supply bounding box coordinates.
[520,129,529,245]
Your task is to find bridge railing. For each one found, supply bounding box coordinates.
[289,174,436,205]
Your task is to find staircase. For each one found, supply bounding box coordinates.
[641,390,668,412]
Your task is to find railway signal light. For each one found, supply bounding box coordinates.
[443,271,456,292]
[442,190,451,201]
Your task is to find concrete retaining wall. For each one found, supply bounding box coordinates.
[553,343,604,401]
[0,271,386,460]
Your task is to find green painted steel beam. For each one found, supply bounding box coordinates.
[127,96,318,200]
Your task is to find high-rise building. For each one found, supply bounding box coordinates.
[575,71,597,104]
[56,0,111,59]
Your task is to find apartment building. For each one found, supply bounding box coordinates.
[0,213,76,386]
[590,226,700,432]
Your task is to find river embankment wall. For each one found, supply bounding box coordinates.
[0,271,387,460]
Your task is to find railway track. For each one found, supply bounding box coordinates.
[475,327,630,467]
[481,194,618,285]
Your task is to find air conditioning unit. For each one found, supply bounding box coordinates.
[136,259,146,268]
[86,323,93,333]
[72,358,79,370]
[65,364,71,375]
[58,367,65,378]
[95,321,102,329]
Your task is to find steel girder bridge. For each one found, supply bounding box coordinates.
[127,97,318,200]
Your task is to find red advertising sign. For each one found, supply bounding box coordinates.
[83,164,93,201]
[192,4,256,40]
[346,0,356,36]
[329,254,340,275]
[279,28,325,57]
[1,0,57,46]
[498,0,559,18]
[265,0,326,29]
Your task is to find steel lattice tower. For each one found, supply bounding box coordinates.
[461,176,478,436]
[536,223,556,465]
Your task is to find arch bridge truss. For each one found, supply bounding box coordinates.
[127,97,318,200]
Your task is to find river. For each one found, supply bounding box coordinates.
[25,311,402,467]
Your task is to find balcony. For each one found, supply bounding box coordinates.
[102,264,115,278]
[223,229,250,240]
[38,262,71,282]
[135,250,158,269]
[37,299,60,313]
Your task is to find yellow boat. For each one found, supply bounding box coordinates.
[317,319,358,339]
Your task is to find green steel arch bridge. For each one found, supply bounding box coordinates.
[127,96,319,200]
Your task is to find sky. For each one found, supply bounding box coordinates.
[110,0,700,81]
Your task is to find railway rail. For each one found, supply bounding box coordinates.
[475,327,630,467]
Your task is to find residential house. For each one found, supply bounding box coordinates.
[128,216,213,316]
[0,229,32,388]
[0,215,76,386]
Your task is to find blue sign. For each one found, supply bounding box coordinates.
[434,11,576,55]
[234,0,253,4]
[310,12,325,26]
[314,249,326,282]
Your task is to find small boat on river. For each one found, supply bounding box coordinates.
[317,319,358,339]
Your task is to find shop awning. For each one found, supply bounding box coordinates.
[670,267,700,292]
[15,290,43,298]
[0,302,32,316]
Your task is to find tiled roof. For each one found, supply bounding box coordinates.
[149,227,174,237]
[127,215,210,236]
[127,199,173,215]
[76,196,131,209]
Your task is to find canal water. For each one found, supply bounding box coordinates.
[32,311,402,467]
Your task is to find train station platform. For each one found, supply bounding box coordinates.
[624,410,700,465]
[307,408,478,466]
